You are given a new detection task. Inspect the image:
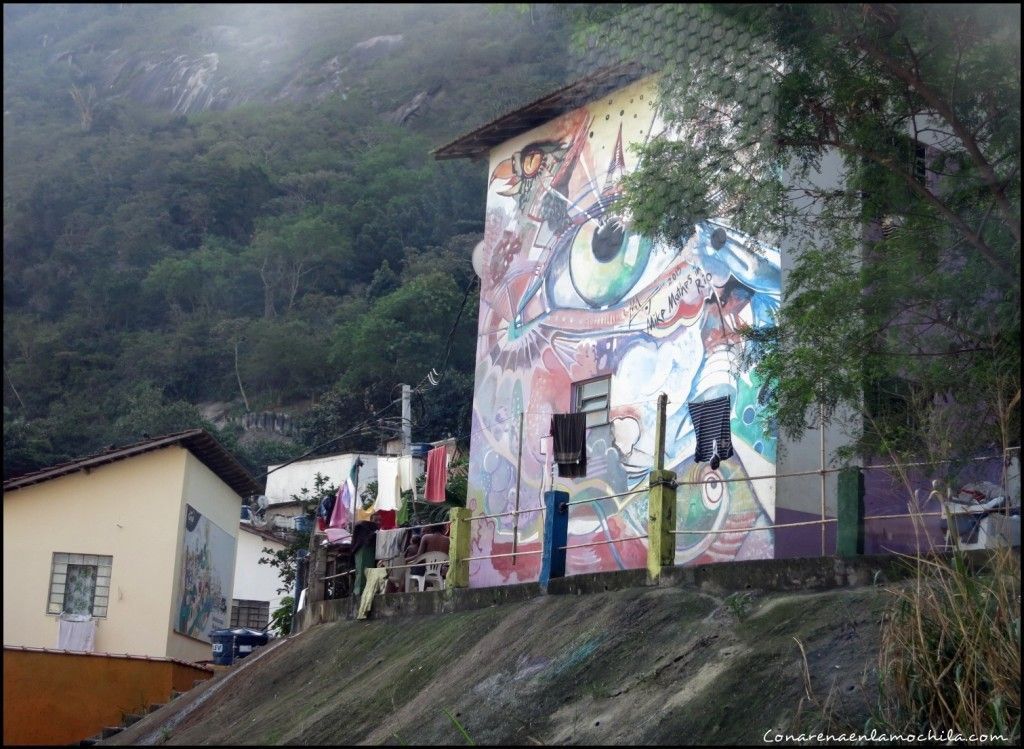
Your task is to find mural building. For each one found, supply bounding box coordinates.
[176,503,235,642]
[466,76,782,587]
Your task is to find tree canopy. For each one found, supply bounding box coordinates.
[602,3,1020,460]
[2,4,575,478]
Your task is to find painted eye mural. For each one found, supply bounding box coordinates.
[566,218,654,308]
[467,78,783,587]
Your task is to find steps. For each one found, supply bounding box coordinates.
[78,686,190,745]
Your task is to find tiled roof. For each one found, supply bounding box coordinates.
[239,523,290,545]
[3,428,260,497]
[433,61,649,161]
[3,644,215,671]
[433,4,758,161]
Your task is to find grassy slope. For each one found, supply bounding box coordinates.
[111,584,888,745]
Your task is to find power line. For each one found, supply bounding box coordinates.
[426,275,479,387]
[253,395,405,482]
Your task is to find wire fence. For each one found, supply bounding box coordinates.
[310,447,1018,597]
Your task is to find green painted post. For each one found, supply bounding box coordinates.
[446,507,472,588]
[647,469,677,581]
[836,467,865,556]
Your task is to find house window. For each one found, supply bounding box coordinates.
[231,599,269,630]
[573,376,611,428]
[47,553,112,617]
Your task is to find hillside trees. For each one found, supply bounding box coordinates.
[2,4,576,478]
[4,98,483,472]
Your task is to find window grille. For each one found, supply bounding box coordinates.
[230,599,269,630]
[47,553,113,617]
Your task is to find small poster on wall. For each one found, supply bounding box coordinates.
[176,504,234,642]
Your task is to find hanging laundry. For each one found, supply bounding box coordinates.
[687,395,733,469]
[399,455,418,503]
[425,445,448,503]
[396,494,412,527]
[356,567,389,620]
[375,527,409,562]
[375,456,401,511]
[375,509,397,530]
[57,613,96,652]
[325,459,363,544]
[316,491,336,532]
[551,413,587,477]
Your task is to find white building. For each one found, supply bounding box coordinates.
[231,524,289,633]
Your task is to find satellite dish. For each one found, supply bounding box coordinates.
[257,495,269,510]
[471,238,485,280]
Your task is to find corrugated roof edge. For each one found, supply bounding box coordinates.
[432,60,650,161]
[2,428,261,498]
[3,644,215,672]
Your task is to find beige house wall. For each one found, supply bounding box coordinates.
[2,448,187,658]
[165,451,242,663]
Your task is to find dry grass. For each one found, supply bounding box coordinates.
[875,545,1021,743]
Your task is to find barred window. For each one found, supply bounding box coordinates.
[48,553,113,617]
[230,599,269,630]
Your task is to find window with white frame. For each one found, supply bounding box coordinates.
[47,553,112,617]
[573,376,611,428]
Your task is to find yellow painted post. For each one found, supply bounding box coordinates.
[647,469,677,582]
[446,507,472,588]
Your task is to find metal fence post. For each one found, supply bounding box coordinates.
[539,490,569,589]
[836,467,865,556]
[447,507,472,588]
[647,469,677,581]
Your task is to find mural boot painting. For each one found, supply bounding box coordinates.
[467,77,782,587]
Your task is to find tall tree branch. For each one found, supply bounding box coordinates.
[843,22,1022,243]
[779,137,1016,278]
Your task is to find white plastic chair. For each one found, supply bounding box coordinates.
[405,551,449,593]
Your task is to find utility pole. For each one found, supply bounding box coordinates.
[401,383,412,454]
[512,410,524,566]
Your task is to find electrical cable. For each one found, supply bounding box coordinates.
[254,395,405,481]
[426,275,479,387]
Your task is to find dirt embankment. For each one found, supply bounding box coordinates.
[108,583,888,745]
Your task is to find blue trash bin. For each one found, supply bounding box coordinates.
[232,628,269,659]
[210,629,236,665]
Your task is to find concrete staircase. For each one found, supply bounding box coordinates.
[78,683,202,745]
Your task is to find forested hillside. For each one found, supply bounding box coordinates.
[3,4,574,478]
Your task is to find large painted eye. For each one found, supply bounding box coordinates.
[520,148,544,178]
[568,217,653,307]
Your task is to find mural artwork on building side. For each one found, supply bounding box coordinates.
[176,504,234,642]
[467,78,782,586]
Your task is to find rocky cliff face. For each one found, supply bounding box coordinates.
[12,12,413,117]
[54,32,406,116]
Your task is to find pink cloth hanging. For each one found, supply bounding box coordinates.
[425,445,448,503]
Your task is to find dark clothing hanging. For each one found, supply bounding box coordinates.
[551,413,588,478]
[352,520,379,555]
[316,492,337,531]
[688,395,734,468]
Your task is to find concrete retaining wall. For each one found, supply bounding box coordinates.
[293,551,994,631]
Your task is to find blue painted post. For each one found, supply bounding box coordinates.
[539,490,569,589]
